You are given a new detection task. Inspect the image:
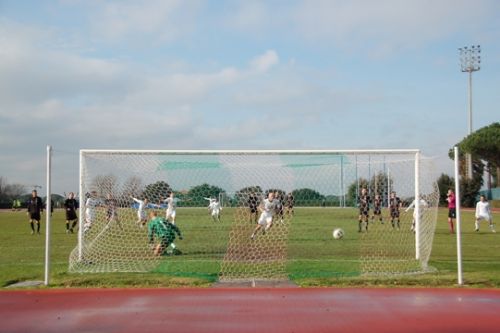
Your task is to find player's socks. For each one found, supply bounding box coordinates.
[36,222,40,234]
[358,221,362,232]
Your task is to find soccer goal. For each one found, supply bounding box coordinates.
[69,150,439,282]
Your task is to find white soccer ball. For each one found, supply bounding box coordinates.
[333,228,344,240]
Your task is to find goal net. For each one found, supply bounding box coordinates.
[69,150,439,282]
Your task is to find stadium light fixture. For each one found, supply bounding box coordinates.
[458,44,481,179]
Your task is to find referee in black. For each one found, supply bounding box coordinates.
[27,190,43,235]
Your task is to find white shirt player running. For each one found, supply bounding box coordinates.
[208,200,222,222]
[258,198,279,226]
[475,197,495,232]
[132,197,148,221]
[163,194,180,223]
[476,201,491,219]
[405,198,428,232]
[209,200,221,214]
[84,194,100,231]
[251,193,280,239]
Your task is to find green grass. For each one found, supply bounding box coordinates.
[0,207,499,289]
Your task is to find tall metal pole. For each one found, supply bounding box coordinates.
[44,145,52,286]
[465,71,473,179]
[78,150,84,261]
[454,147,463,285]
[459,45,481,179]
[415,151,420,260]
[468,70,473,136]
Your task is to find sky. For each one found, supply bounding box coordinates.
[0,0,499,195]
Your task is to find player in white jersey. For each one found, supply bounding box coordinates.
[208,198,222,222]
[163,192,180,224]
[131,196,149,227]
[475,195,495,233]
[204,197,216,204]
[405,198,428,232]
[250,192,279,239]
[84,191,100,233]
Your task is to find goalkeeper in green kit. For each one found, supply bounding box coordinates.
[147,211,183,256]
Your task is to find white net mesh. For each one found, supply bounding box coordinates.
[69,150,439,281]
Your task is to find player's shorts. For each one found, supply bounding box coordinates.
[166,209,176,219]
[476,214,492,222]
[85,210,95,224]
[359,208,369,216]
[413,211,424,220]
[29,212,41,221]
[258,212,273,226]
[138,211,146,220]
[211,210,220,217]
[448,208,456,218]
[390,209,400,218]
[373,208,381,215]
[66,209,77,220]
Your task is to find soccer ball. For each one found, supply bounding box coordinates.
[332,228,344,240]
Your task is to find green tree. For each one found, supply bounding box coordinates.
[291,188,325,206]
[187,183,224,206]
[450,122,500,187]
[447,152,484,208]
[347,178,369,207]
[143,181,172,203]
[235,186,263,205]
[345,172,393,207]
[449,122,498,206]
[436,173,454,206]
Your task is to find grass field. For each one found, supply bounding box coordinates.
[0,207,499,288]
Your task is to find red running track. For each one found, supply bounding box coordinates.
[1,288,500,333]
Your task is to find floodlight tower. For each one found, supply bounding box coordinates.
[458,45,481,179]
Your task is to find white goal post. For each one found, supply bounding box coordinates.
[70,149,439,280]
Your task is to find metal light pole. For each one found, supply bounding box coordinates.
[458,45,481,179]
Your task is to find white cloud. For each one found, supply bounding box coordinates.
[222,0,498,56]
[223,1,271,33]
[293,0,497,49]
[84,0,202,44]
[250,50,279,73]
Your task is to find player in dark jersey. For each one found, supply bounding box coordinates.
[358,188,371,232]
[64,192,79,234]
[248,193,259,223]
[389,191,402,229]
[274,191,285,223]
[285,193,295,217]
[27,190,43,235]
[371,194,383,224]
[105,193,122,229]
